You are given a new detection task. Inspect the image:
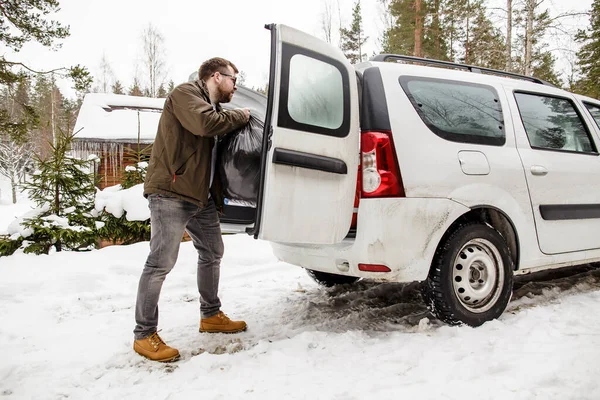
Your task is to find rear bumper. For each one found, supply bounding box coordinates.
[270,197,470,282]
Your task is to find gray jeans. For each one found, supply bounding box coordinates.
[134,193,224,340]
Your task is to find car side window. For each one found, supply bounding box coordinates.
[583,102,600,129]
[514,92,596,153]
[277,44,350,138]
[399,76,505,146]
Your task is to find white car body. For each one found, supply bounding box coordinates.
[223,24,600,324]
[271,61,600,282]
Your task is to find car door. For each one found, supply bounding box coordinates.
[510,89,600,254]
[250,24,359,244]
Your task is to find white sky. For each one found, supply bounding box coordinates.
[7,0,593,98]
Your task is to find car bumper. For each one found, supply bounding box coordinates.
[270,197,470,282]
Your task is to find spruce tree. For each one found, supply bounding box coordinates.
[156,83,167,98]
[340,0,368,64]
[128,78,143,97]
[575,0,600,99]
[9,128,98,255]
[462,1,506,69]
[111,80,125,94]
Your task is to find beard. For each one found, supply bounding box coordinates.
[216,84,234,104]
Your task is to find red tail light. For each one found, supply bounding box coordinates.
[360,131,404,198]
[351,131,404,230]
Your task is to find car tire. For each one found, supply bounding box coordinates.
[306,269,360,287]
[423,222,514,327]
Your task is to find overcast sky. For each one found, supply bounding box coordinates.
[8,0,593,98]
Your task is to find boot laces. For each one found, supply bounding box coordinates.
[218,312,230,322]
[148,332,166,349]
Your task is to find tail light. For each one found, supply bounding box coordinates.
[351,131,404,230]
[361,131,404,198]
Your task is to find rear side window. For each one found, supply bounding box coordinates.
[584,102,600,129]
[514,92,596,154]
[399,77,505,146]
[277,44,350,137]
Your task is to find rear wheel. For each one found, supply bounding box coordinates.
[423,222,514,326]
[306,269,360,287]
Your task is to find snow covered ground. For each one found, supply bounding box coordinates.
[1,177,600,399]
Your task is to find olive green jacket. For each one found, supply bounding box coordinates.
[143,80,248,208]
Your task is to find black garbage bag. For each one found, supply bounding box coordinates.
[217,114,264,204]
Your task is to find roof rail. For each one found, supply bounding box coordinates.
[370,54,555,87]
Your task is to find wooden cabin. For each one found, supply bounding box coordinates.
[72,93,164,189]
[72,86,267,189]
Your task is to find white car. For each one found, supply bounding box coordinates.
[222,24,600,326]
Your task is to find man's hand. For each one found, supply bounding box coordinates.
[240,108,250,122]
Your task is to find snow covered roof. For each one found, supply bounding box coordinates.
[73,93,165,142]
[73,87,266,142]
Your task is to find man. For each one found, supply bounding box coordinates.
[133,57,250,362]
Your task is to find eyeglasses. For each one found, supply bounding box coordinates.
[219,72,237,85]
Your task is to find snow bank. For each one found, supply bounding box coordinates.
[95,183,149,221]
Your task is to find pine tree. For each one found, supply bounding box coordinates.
[384,0,417,55]
[9,128,99,255]
[575,0,600,99]
[460,1,506,69]
[0,75,38,144]
[0,1,90,139]
[340,0,368,63]
[167,80,175,93]
[129,78,144,97]
[156,83,167,98]
[383,0,449,60]
[111,80,125,94]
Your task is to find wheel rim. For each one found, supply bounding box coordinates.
[452,238,504,313]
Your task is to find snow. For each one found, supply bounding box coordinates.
[1,175,600,399]
[0,178,34,236]
[95,184,149,221]
[73,93,165,141]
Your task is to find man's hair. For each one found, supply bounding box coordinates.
[198,57,239,82]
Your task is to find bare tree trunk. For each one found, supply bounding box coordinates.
[51,77,56,147]
[414,0,423,57]
[10,175,16,204]
[433,0,441,58]
[505,0,512,71]
[465,0,471,64]
[525,0,534,75]
[337,0,344,48]
[321,0,333,43]
[141,23,166,98]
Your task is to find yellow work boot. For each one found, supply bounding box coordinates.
[133,332,180,362]
[200,311,247,333]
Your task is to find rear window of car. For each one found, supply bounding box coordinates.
[399,76,505,146]
[277,44,351,138]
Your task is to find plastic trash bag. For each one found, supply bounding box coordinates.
[217,114,264,205]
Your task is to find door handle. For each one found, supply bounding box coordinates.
[530,165,548,176]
